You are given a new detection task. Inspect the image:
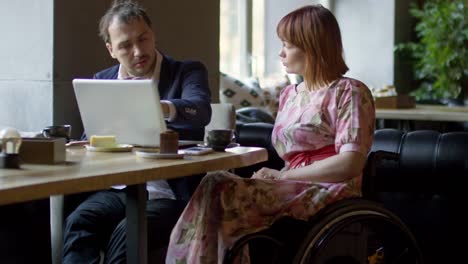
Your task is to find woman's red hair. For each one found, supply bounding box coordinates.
[277,5,348,90]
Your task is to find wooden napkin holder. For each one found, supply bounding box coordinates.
[19,137,66,164]
[374,94,415,109]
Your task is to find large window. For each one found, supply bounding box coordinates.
[220,0,328,82]
[220,0,396,91]
[220,0,258,80]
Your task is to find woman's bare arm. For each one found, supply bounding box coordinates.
[252,151,366,183]
[281,151,366,182]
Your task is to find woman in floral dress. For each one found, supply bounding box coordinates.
[166,5,375,264]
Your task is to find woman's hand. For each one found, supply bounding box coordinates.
[252,167,282,180]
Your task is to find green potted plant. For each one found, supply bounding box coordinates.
[395,0,468,105]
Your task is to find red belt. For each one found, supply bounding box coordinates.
[287,144,337,169]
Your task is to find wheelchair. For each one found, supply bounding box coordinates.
[224,150,424,264]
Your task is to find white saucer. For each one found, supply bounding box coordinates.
[85,144,133,152]
[135,150,185,159]
[197,142,240,149]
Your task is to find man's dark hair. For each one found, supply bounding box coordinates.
[99,0,152,43]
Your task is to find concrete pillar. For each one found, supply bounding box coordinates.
[0,0,54,132]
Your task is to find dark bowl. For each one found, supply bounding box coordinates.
[42,125,72,141]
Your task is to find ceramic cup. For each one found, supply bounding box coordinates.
[206,129,234,151]
[42,125,72,142]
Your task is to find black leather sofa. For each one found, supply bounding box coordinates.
[235,122,468,264]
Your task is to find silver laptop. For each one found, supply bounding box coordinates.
[73,79,168,147]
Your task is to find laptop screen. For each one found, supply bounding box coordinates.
[73,79,167,147]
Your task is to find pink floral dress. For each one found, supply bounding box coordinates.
[166,77,375,264]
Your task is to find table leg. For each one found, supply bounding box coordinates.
[398,120,414,131]
[50,195,64,264]
[126,183,148,264]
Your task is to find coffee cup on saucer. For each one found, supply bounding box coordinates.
[206,129,234,151]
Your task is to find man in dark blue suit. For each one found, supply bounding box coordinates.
[62,1,211,263]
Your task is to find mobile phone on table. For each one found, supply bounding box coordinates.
[181,146,214,155]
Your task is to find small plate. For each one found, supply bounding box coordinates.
[135,150,185,159]
[226,142,240,148]
[211,145,228,151]
[198,142,240,151]
[197,142,240,149]
[85,144,133,152]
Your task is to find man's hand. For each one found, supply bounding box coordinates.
[160,101,170,118]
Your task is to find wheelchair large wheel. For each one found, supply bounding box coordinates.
[292,199,423,264]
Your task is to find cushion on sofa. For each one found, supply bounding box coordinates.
[219,72,266,110]
[260,74,291,118]
[219,72,292,118]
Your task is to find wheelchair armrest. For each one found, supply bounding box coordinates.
[362,150,400,199]
[365,150,399,175]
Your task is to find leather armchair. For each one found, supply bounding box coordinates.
[234,124,468,263]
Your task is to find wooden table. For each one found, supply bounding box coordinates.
[0,146,268,264]
[376,104,468,131]
[376,104,468,122]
